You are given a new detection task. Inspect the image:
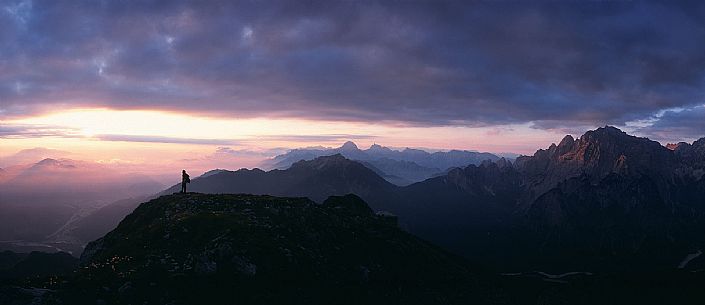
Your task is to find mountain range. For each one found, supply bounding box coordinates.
[9,126,703,272]
[260,141,501,185]
[2,126,705,304]
[157,126,705,271]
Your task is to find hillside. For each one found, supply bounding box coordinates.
[58,193,488,305]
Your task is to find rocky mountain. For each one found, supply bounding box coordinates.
[60,193,488,305]
[398,126,705,270]
[510,127,705,269]
[404,127,705,270]
[515,127,679,206]
[260,141,500,185]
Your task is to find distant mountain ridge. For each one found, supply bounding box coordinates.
[260,141,501,185]
[163,154,397,205]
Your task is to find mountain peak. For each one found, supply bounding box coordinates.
[558,135,575,147]
[369,143,384,150]
[340,141,359,150]
[581,125,628,140]
[290,154,354,170]
[693,137,705,148]
[516,125,675,201]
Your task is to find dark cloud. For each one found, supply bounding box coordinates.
[1,1,704,136]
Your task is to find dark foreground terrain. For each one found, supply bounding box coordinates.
[1,193,703,305]
[5,193,491,305]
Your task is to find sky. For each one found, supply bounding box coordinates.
[1,0,705,179]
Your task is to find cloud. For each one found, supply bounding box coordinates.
[635,105,705,143]
[0,124,81,138]
[253,134,376,143]
[178,146,287,172]
[213,147,287,158]
[0,1,703,137]
[95,134,241,145]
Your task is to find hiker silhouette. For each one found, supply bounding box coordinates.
[181,170,190,193]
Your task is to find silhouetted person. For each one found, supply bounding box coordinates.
[181,170,190,193]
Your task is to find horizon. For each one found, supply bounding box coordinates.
[2,124,702,186]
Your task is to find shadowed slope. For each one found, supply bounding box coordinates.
[65,193,488,305]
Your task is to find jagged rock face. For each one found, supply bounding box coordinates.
[415,127,705,269]
[69,193,485,305]
[516,126,678,207]
[674,138,705,170]
[503,127,705,269]
[517,127,705,211]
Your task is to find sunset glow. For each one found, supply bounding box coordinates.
[2,107,567,180]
